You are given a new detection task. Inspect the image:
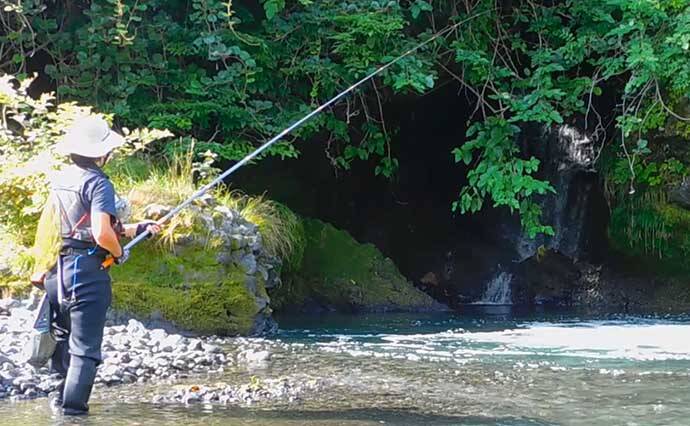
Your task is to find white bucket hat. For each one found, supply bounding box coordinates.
[55,116,126,158]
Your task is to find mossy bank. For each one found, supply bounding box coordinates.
[271,218,443,313]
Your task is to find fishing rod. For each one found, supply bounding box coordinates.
[102,11,489,268]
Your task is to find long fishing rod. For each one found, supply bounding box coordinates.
[102,12,488,268]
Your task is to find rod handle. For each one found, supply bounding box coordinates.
[101,256,115,270]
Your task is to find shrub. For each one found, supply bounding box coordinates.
[0,73,172,284]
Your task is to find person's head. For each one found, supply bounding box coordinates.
[68,153,111,169]
[55,116,125,169]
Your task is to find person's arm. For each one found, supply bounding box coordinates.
[122,222,162,238]
[89,177,122,259]
[92,212,123,258]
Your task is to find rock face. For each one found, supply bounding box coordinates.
[668,178,690,209]
[513,123,605,262]
[271,219,444,313]
[111,199,280,336]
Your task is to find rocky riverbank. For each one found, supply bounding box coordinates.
[0,295,298,405]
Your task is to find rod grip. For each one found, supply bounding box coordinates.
[101,256,115,270]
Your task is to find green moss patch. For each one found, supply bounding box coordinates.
[272,218,438,312]
[111,242,258,335]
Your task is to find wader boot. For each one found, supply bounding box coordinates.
[61,355,97,415]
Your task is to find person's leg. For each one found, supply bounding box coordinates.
[61,355,97,415]
[60,255,112,415]
[44,257,70,407]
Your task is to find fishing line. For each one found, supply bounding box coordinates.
[103,11,490,266]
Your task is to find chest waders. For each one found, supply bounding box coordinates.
[44,167,113,415]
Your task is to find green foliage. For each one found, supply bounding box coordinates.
[444,0,690,237]
[2,0,689,239]
[112,148,305,266]
[608,189,690,273]
[609,157,688,191]
[0,74,75,243]
[452,118,555,238]
[0,72,168,259]
[603,139,690,273]
[1,0,434,182]
[0,72,171,288]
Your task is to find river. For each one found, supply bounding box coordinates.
[2,309,690,425]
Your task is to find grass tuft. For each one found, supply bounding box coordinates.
[217,191,305,269]
[108,150,305,265]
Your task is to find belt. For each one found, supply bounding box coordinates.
[60,247,106,258]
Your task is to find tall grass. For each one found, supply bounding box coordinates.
[218,192,305,269]
[123,150,197,210]
[110,150,305,265]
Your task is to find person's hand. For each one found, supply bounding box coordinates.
[145,222,162,235]
[135,221,162,238]
[114,249,130,265]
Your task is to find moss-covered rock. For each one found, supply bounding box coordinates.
[272,218,442,313]
[110,242,263,335]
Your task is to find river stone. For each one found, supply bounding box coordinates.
[202,343,222,354]
[149,329,168,346]
[143,204,172,221]
[238,253,258,274]
[101,364,122,378]
[160,334,184,352]
[109,325,126,334]
[237,223,257,235]
[156,358,171,368]
[0,371,14,384]
[21,293,41,311]
[669,178,690,209]
[19,382,36,392]
[127,319,148,337]
[187,339,203,351]
[247,236,261,252]
[127,358,142,370]
[0,299,21,311]
[0,355,13,366]
[194,193,216,208]
[240,349,271,365]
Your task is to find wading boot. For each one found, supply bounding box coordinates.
[61,355,97,415]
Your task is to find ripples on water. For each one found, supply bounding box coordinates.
[3,310,690,425]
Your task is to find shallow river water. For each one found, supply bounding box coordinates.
[2,309,690,425]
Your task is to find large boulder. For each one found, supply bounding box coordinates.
[111,202,280,336]
[271,218,443,313]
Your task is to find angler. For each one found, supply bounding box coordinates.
[31,116,162,415]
